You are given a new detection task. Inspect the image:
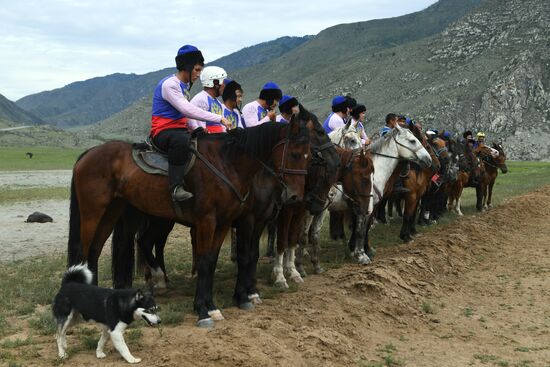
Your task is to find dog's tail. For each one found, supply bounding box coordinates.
[62,263,93,286]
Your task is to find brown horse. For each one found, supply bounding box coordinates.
[273,147,374,288]
[394,125,441,242]
[67,120,311,327]
[478,143,508,209]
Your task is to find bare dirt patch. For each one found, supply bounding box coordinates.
[3,186,550,366]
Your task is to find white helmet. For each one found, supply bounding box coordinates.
[200,66,227,88]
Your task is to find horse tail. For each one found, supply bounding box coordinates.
[67,176,83,266]
[111,208,136,289]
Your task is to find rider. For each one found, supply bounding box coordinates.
[474,132,486,148]
[349,104,370,146]
[322,96,348,134]
[241,82,283,127]
[150,45,231,202]
[188,66,228,133]
[277,95,300,123]
[380,113,410,194]
[221,79,245,129]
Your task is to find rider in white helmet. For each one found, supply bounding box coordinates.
[188,66,231,133]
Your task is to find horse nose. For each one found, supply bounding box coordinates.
[287,195,298,204]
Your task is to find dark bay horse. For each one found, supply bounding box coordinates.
[67,120,311,327]
[121,107,340,309]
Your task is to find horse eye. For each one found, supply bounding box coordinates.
[409,139,416,144]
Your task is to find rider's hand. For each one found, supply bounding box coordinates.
[220,117,232,129]
[267,110,277,122]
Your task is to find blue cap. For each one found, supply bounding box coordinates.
[223,78,233,85]
[279,95,294,106]
[332,95,346,107]
[262,81,281,91]
[405,117,413,125]
[443,131,451,138]
[177,44,200,56]
[380,126,392,136]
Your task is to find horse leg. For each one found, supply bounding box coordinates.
[265,220,277,258]
[476,185,484,212]
[151,219,175,288]
[295,213,313,278]
[400,193,416,243]
[352,213,371,264]
[111,205,142,289]
[488,179,495,208]
[387,198,394,220]
[233,219,251,309]
[82,199,127,284]
[273,209,291,289]
[285,213,305,284]
[193,220,227,328]
[308,210,327,274]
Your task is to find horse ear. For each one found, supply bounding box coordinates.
[135,289,144,301]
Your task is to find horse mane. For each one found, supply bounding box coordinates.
[368,128,396,153]
[222,122,291,158]
[297,104,323,133]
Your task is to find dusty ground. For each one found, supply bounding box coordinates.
[0,170,72,262]
[3,185,549,366]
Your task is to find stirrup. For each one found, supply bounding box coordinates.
[172,186,194,201]
[392,186,410,194]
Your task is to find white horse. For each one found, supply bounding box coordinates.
[296,125,432,274]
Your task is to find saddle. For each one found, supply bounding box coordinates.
[131,137,197,176]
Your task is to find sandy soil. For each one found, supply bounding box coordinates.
[0,170,72,262]
[0,200,69,262]
[2,184,549,366]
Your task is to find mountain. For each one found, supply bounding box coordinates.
[75,0,484,142]
[14,36,312,128]
[0,93,44,125]
[228,0,548,159]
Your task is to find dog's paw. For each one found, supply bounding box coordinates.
[96,351,107,359]
[128,357,142,364]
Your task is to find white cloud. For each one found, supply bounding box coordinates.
[0,0,436,100]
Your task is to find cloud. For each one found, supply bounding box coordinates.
[0,0,436,100]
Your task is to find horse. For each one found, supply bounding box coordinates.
[417,136,451,225]
[332,125,433,261]
[294,146,374,277]
[478,143,508,209]
[129,106,340,308]
[67,119,311,328]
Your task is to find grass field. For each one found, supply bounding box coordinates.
[0,146,85,171]
[0,159,549,365]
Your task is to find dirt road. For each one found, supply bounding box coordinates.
[5,186,550,366]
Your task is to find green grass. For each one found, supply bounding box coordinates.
[0,187,69,205]
[0,146,84,171]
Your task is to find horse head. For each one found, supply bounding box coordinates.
[393,125,432,168]
[492,142,508,174]
[300,106,340,214]
[272,116,311,204]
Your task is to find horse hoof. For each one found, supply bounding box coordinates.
[207,310,225,321]
[314,266,325,274]
[239,302,254,311]
[274,280,289,289]
[248,293,262,305]
[290,275,304,283]
[196,318,215,328]
[297,267,307,278]
[357,255,372,265]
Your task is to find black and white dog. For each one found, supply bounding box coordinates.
[52,264,161,363]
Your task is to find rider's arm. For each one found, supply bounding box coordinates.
[242,103,270,127]
[187,94,209,130]
[162,80,222,123]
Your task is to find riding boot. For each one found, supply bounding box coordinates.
[169,164,193,201]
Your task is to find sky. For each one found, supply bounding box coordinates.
[0,0,437,101]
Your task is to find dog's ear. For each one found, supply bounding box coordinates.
[135,289,144,301]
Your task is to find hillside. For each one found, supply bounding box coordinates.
[230,0,548,159]
[0,93,44,126]
[14,36,312,128]
[77,0,483,143]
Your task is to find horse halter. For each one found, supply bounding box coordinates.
[305,140,338,207]
[335,149,374,208]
